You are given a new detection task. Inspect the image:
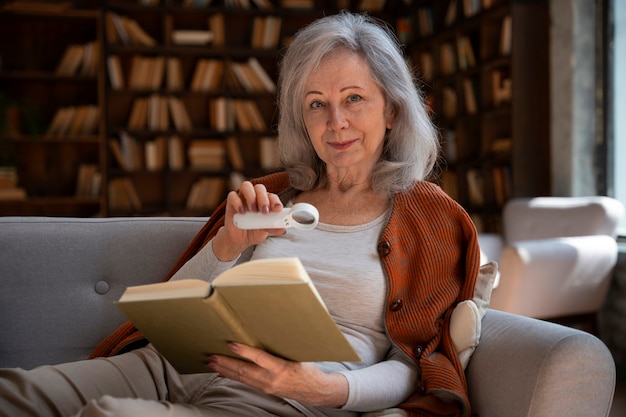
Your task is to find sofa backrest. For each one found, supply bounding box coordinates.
[502,196,624,244]
[0,216,207,370]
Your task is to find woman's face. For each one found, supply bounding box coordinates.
[302,49,393,177]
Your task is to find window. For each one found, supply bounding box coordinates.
[607,0,626,237]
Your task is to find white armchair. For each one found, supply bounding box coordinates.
[478,196,624,331]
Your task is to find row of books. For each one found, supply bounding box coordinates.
[108,55,275,94]
[105,11,282,50]
[109,131,279,173]
[55,40,100,77]
[108,174,228,213]
[439,164,512,208]
[46,105,100,137]
[105,12,156,47]
[127,95,193,132]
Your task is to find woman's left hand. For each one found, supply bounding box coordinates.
[206,343,349,408]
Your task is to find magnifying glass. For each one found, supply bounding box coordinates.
[233,202,319,231]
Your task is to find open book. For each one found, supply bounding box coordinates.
[116,257,361,373]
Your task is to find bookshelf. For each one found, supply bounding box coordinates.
[0,0,549,222]
[0,1,105,216]
[102,1,328,216]
[405,0,550,233]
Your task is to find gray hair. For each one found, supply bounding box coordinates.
[277,11,439,194]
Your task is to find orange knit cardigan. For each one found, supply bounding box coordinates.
[91,171,480,417]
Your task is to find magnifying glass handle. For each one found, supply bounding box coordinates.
[233,203,319,230]
[233,209,293,230]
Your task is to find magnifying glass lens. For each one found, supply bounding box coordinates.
[292,212,316,225]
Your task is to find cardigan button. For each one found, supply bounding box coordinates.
[390,299,403,311]
[377,241,391,256]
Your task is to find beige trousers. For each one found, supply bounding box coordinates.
[0,345,319,417]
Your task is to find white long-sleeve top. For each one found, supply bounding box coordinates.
[171,212,417,416]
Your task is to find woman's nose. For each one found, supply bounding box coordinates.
[328,105,349,130]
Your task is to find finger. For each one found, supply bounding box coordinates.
[237,181,258,212]
[268,193,284,212]
[253,184,270,214]
[226,190,245,215]
[229,342,279,369]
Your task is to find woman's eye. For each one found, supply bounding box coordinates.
[310,101,323,109]
[348,94,362,103]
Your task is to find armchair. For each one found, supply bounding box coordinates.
[478,196,624,330]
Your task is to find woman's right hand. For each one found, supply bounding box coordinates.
[212,181,285,261]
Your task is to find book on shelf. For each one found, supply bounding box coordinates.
[185,176,225,211]
[0,166,26,201]
[54,40,99,78]
[445,0,458,26]
[79,41,100,77]
[260,136,280,170]
[491,70,512,106]
[168,135,186,170]
[190,59,224,92]
[128,97,149,130]
[233,100,266,132]
[442,87,458,119]
[251,16,282,49]
[230,60,274,93]
[115,257,361,373]
[499,15,512,56]
[417,6,433,37]
[210,98,235,132]
[208,14,225,47]
[67,105,100,136]
[456,36,476,70]
[167,57,185,91]
[46,105,99,137]
[439,42,457,75]
[492,165,512,206]
[466,168,484,207]
[128,56,166,90]
[55,44,84,77]
[144,136,168,171]
[107,12,156,47]
[109,131,143,171]
[418,52,433,82]
[75,163,101,198]
[188,139,226,170]
[147,94,169,132]
[462,78,478,115]
[395,16,413,45]
[171,30,214,45]
[168,97,193,132]
[226,136,245,171]
[107,55,125,90]
[108,177,142,212]
[462,0,482,17]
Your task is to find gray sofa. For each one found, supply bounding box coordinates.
[0,216,617,417]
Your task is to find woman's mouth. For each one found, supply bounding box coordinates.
[328,139,358,150]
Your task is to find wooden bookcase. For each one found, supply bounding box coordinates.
[0,1,105,216]
[404,0,550,233]
[0,0,549,223]
[102,0,329,216]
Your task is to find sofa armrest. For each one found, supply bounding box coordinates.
[467,309,615,417]
[489,235,617,318]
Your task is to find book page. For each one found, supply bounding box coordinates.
[212,257,309,286]
[118,279,211,302]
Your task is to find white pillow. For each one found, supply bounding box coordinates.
[450,261,498,369]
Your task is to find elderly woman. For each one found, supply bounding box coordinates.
[0,12,480,417]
